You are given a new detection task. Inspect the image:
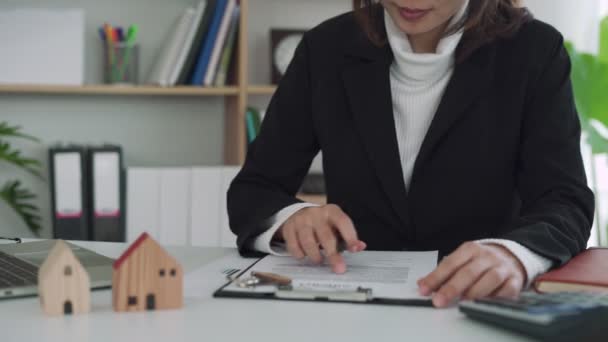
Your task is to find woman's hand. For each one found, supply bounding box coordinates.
[417,242,526,308]
[275,204,367,274]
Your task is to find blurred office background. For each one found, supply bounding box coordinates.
[0,0,606,248]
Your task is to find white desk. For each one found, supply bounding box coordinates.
[0,241,533,342]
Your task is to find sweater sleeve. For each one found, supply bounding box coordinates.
[477,239,553,287]
[250,203,320,255]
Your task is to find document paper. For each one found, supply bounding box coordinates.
[225,251,438,300]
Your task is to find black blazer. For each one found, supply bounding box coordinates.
[228,11,595,264]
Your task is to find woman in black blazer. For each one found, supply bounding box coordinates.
[227,0,595,307]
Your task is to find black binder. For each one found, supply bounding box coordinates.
[213,257,433,307]
[87,145,126,242]
[49,145,89,240]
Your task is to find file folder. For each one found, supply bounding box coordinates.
[190,167,222,247]
[220,167,240,248]
[88,145,125,242]
[159,168,190,246]
[49,146,88,240]
[126,168,161,242]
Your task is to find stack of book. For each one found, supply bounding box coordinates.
[147,0,240,87]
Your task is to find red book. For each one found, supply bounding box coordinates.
[534,248,608,293]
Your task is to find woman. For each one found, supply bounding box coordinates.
[227,0,594,307]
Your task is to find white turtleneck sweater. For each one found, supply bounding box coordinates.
[251,2,553,286]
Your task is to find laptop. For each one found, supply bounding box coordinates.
[0,240,114,299]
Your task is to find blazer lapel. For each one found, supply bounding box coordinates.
[341,34,412,232]
[411,45,496,187]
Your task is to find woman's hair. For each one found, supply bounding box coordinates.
[353,0,531,62]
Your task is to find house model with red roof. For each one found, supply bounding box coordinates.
[112,232,183,312]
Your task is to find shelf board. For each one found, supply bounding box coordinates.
[247,85,277,95]
[0,84,240,96]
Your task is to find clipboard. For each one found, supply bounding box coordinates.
[212,257,434,307]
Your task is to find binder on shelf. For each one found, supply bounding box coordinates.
[88,145,125,242]
[126,168,161,242]
[125,166,242,248]
[159,168,191,246]
[219,166,240,248]
[49,146,88,240]
[190,0,228,85]
[245,110,257,143]
[190,167,222,247]
[245,107,262,144]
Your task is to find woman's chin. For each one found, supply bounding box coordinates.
[393,20,435,36]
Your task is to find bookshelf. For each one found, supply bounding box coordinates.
[0,0,273,166]
[247,85,277,95]
[0,84,278,97]
[0,0,333,207]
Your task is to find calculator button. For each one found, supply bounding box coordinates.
[575,302,601,309]
[597,296,608,306]
[475,297,540,311]
[526,304,581,315]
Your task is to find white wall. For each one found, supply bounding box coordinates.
[525,0,607,54]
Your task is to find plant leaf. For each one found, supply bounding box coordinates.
[587,131,608,155]
[566,43,608,126]
[0,140,43,178]
[586,121,608,154]
[0,122,40,143]
[0,180,41,235]
[600,16,608,64]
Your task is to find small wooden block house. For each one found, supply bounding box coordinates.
[38,240,91,316]
[112,232,183,312]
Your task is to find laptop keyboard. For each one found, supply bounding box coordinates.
[0,251,38,289]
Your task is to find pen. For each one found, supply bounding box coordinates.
[251,272,293,286]
[98,27,106,41]
[116,27,124,42]
[103,23,114,44]
[103,23,115,81]
[120,25,139,82]
[126,25,139,45]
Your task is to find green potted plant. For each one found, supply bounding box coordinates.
[0,122,42,235]
[566,16,608,245]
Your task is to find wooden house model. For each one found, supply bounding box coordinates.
[112,232,183,312]
[38,240,90,315]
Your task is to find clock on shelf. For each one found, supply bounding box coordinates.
[270,29,307,84]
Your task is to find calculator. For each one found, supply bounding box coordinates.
[459,291,608,341]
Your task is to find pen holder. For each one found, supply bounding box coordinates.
[103,43,139,84]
